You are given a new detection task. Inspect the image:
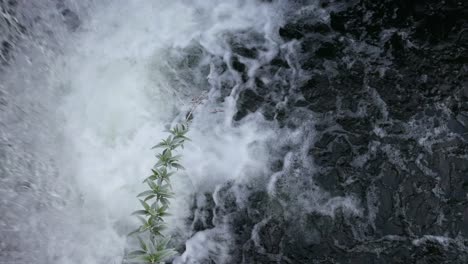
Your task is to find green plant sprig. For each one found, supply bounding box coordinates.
[125,122,190,264]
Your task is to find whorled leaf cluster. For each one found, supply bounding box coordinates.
[124,123,190,264]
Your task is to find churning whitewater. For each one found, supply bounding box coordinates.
[2,1,314,263]
[1,1,353,263]
[53,1,290,263]
[3,0,467,263]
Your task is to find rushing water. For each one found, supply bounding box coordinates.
[56,2,288,263]
[2,0,467,263]
[2,1,293,263]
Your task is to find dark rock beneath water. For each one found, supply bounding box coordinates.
[234,89,264,120]
[179,0,468,262]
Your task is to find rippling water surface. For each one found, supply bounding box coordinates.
[1,0,467,263]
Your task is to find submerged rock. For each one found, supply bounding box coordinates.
[180,0,468,263]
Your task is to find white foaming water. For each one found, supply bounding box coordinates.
[47,1,284,263]
[1,1,366,263]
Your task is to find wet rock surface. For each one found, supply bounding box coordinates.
[182,0,468,263]
[1,0,467,263]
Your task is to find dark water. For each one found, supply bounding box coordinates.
[1,0,467,263]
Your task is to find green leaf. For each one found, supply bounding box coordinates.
[171,163,185,170]
[151,142,165,149]
[137,236,148,252]
[159,197,169,206]
[147,207,157,216]
[139,200,151,211]
[143,194,156,202]
[150,226,164,237]
[150,200,159,210]
[147,237,157,254]
[132,210,148,216]
[139,224,150,233]
[137,190,154,198]
[154,159,166,168]
[142,175,157,183]
[152,248,177,262]
[126,250,147,258]
[129,121,190,261]
[156,237,171,251]
[179,135,191,141]
[161,148,172,158]
[147,181,158,191]
[128,228,141,237]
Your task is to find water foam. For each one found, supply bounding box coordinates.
[51,1,284,263]
[2,1,365,263]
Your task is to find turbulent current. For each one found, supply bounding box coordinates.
[1,0,467,263]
